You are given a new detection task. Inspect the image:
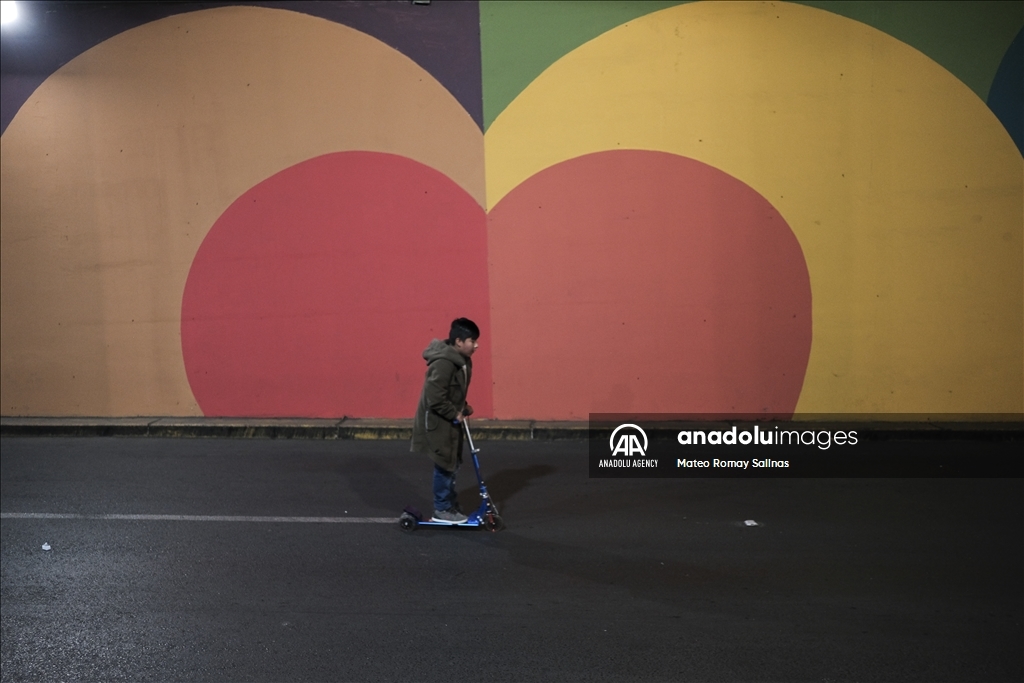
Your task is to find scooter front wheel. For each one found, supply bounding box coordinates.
[483,514,505,532]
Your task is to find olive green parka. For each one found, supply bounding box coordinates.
[410,339,473,471]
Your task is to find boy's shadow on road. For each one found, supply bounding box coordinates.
[458,463,557,509]
[338,457,556,514]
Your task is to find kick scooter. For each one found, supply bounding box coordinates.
[399,418,504,532]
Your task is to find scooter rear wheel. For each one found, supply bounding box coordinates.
[399,513,418,532]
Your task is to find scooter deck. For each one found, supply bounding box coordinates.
[417,518,484,528]
[400,504,503,532]
[402,506,485,526]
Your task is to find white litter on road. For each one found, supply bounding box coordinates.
[744,519,759,526]
[2,513,395,524]
[41,542,51,551]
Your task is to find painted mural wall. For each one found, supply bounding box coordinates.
[1,1,1021,420]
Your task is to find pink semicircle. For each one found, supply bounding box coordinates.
[181,151,491,418]
[487,149,812,420]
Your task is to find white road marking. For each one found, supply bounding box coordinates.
[0,512,396,523]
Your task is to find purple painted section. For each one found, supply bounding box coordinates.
[0,1,482,135]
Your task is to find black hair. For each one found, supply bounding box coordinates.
[448,317,480,343]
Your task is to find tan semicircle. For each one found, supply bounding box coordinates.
[0,6,483,416]
[485,1,1023,415]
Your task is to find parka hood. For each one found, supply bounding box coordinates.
[423,338,467,367]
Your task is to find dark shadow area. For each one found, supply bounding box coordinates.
[340,455,422,515]
[441,476,1024,610]
[478,529,726,604]
[457,463,557,509]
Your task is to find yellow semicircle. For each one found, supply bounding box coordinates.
[485,0,1023,415]
[0,6,483,416]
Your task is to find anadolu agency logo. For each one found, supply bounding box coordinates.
[599,424,658,469]
[610,423,648,456]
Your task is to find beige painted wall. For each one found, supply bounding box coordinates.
[1,7,483,416]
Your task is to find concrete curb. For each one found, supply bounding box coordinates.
[1,417,1020,440]
[0,417,589,440]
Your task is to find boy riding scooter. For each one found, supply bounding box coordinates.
[410,318,479,524]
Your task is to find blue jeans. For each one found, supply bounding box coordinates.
[433,464,458,512]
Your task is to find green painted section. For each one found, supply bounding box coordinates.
[480,0,1023,130]
[480,0,688,130]
[796,1,1023,102]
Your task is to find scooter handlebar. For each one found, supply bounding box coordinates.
[462,417,478,453]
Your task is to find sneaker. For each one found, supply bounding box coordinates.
[431,508,468,524]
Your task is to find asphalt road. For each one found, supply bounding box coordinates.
[1,437,1021,682]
